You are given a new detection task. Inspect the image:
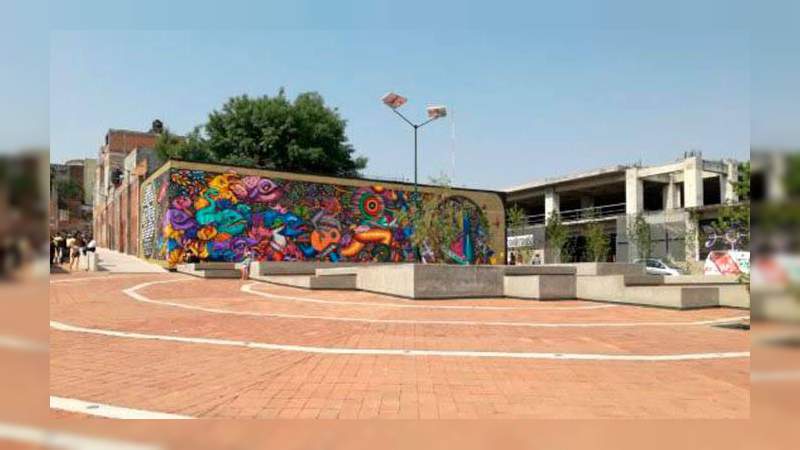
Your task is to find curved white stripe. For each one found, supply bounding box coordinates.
[241,282,618,311]
[750,370,800,382]
[123,282,749,329]
[50,320,750,362]
[50,396,192,420]
[0,421,163,450]
[0,335,47,352]
[49,274,161,284]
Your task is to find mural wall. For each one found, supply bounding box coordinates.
[140,162,504,268]
[140,170,170,260]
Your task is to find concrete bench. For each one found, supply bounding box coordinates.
[176,264,241,278]
[353,264,506,299]
[253,273,357,290]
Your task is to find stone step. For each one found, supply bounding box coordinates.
[252,274,357,290]
[252,261,361,276]
[176,264,241,279]
[576,274,723,309]
[622,286,720,309]
[503,274,576,300]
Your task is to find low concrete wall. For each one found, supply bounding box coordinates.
[414,265,506,299]
[355,264,417,297]
[717,285,750,309]
[504,265,576,275]
[253,261,362,276]
[567,263,646,276]
[504,274,576,300]
[577,274,721,309]
[255,274,357,290]
[352,264,505,299]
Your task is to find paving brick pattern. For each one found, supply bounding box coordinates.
[49,273,750,418]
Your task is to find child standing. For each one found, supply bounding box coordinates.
[239,247,252,281]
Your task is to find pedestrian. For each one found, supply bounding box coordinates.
[509,251,517,265]
[532,253,541,265]
[68,234,82,271]
[58,234,68,264]
[239,247,252,280]
[86,236,96,254]
[50,236,56,265]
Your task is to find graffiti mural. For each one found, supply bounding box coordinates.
[145,168,496,267]
[140,171,171,259]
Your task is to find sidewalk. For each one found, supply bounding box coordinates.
[95,248,166,273]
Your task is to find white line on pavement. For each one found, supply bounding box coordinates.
[50,396,193,420]
[0,335,47,352]
[0,421,164,450]
[122,282,749,329]
[49,274,170,284]
[50,320,750,362]
[750,370,800,382]
[241,282,619,311]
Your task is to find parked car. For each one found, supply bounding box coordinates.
[634,258,683,276]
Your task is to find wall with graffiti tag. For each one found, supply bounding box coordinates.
[139,161,505,268]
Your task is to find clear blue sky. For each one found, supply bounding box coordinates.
[5,1,798,189]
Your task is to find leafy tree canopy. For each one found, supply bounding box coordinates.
[156,89,367,177]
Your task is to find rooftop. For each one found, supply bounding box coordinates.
[503,164,630,193]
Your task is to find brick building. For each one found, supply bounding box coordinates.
[50,158,96,234]
[93,121,165,252]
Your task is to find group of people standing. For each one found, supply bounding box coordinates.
[508,250,542,266]
[50,232,95,271]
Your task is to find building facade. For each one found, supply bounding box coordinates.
[505,153,746,267]
[50,158,96,233]
[93,124,163,250]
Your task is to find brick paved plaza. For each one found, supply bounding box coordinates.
[49,272,750,419]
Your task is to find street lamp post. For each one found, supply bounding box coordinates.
[381,92,447,210]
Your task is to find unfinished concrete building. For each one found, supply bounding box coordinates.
[505,153,745,266]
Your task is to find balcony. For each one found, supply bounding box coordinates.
[508,202,626,236]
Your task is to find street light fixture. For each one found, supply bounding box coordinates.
[381,91,447,210]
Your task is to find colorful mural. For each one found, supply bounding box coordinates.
[145,167,498,267]
[140,170,171,260]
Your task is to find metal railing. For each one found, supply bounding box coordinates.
[517,202,626,227]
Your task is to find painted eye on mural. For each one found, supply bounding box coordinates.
[360,194,384,218]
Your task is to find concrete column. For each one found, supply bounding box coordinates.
[663,175,678,210]
[544,188,560,219]
[625,168,643,215]
[684,212,700,264]
[683,156,704,208]
[767,153,786,201]
[725,161,739,203]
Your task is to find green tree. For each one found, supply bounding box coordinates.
[714,161,750,244]
[393,174,488,264]
[55,179,83,208]
[506,203,527,230]
[545,212,568,263]
[584,221,610,262]
[156,90,367,177]
[155,128,212,164]
[626,213,652,260]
